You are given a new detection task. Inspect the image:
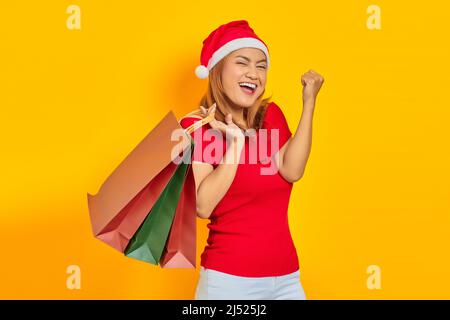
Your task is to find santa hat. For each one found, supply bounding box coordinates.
[194,20,270,79]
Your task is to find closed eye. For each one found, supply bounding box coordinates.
[237,62,266,69]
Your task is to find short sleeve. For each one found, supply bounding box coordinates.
[262,102,292,149]
[179,117,225,166]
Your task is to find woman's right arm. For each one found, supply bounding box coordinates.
[189,103,245,219]
[192,138,244,219]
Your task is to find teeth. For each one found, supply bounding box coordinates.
[239,82,257,90]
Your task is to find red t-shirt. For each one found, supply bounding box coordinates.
[179,101,299,277]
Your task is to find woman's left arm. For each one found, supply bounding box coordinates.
[278,70,324,183]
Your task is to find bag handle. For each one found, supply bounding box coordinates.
[179,107,215,135]
[180,108,203,119]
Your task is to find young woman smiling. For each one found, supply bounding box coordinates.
[180,20,324,300]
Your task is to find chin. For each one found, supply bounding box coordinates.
[239,101,255,108]
[235,96,259,108]
[227,91,260,108]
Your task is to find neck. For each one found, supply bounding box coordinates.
[227,104,247,129]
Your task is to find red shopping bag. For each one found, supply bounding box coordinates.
[160,161,197,268]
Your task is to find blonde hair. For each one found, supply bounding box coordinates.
[198,56,272,131]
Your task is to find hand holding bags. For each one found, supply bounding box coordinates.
[87,108,214,267]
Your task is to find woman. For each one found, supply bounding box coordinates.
[180,20,324,300]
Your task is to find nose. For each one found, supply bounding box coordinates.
[246,66,258,80]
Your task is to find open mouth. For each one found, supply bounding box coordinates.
[239,82,257,95]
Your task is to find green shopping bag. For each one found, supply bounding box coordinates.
[124,141,193,264]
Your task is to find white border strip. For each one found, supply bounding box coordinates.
[207,37,270,71]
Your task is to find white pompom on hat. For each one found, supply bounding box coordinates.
[194,65,210,79]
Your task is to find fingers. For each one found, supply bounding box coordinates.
[209,103,216,116]
[199,103,237,134]
[200,103,217,117]
[209,119,227,133]
[301,70,324,86]
[225,113,233,125]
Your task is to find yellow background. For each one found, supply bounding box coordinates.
[1,0,449,299]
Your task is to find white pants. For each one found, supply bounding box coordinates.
[195,267,307,300]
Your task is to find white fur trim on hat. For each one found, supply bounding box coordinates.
[208,37,270,71]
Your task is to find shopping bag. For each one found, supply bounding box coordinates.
[87,107,213,254]
[87,110,196,252]
[124,143,192,264]
[159,158,197,268]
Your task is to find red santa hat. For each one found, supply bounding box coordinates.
[194,20,270,79]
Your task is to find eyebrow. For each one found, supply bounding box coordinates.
[235,55,267,64]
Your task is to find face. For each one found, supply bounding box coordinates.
[221,47,268,108]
